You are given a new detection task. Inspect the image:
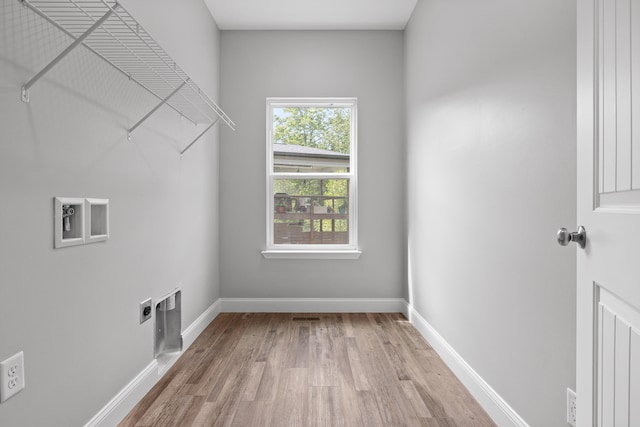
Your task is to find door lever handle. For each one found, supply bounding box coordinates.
[557,226,586,249]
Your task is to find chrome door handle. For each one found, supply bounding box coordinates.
[557,226,586,249]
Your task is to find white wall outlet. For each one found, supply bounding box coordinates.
[140,298,152,324]
[567,387,576,427]
[0,351,25,403]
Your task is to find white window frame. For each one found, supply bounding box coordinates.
[262,97,360,259]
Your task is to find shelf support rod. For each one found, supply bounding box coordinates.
[127,80,188,140]
[21,2,116,102]
[180,118,219,156]
[19,0,196,125]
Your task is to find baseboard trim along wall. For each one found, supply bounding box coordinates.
[220,297,407,313]
[182,299,222,350]
[85,298,526,427]
[84,299,222,427]
[405,303,529,427]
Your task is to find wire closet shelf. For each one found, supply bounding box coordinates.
[20,0,235,155]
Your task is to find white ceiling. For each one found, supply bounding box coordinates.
[203,0,418,30]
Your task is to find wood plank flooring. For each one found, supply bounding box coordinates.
[119,313,495,427]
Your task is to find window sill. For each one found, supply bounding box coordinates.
[261,250,362,260]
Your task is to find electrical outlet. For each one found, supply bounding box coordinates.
[567,388,576,427]
[140,298,152,324]
[0,352,25,403]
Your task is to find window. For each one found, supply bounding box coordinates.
[264,98,358,257]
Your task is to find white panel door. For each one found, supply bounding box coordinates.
[577,0,640,425]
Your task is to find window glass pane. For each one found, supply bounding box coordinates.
[274,178,349,245]
[272,107,351,173]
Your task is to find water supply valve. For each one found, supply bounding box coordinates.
[62,205,75,232]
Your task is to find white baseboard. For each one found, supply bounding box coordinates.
[182,298,222,349]
[84,360,159,427]
[86,298,525,427]
[405,303,529,427]
[84,298,222,427]
[220,297,407,313]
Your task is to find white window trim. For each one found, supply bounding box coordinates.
[263,97,359,258]
[261,250,362,260]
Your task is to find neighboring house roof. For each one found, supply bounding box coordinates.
[273,143,349,159]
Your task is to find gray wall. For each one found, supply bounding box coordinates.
[219,31,405,299]
[0,2,579,424]
[404,1,576,425]
[0,0,222,425]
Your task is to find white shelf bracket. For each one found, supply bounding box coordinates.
[18,0,235,154]
[20,1,116,103]
[127,80,188,136]
[180,119,219,156]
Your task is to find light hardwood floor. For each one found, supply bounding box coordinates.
[119,313,496,427]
